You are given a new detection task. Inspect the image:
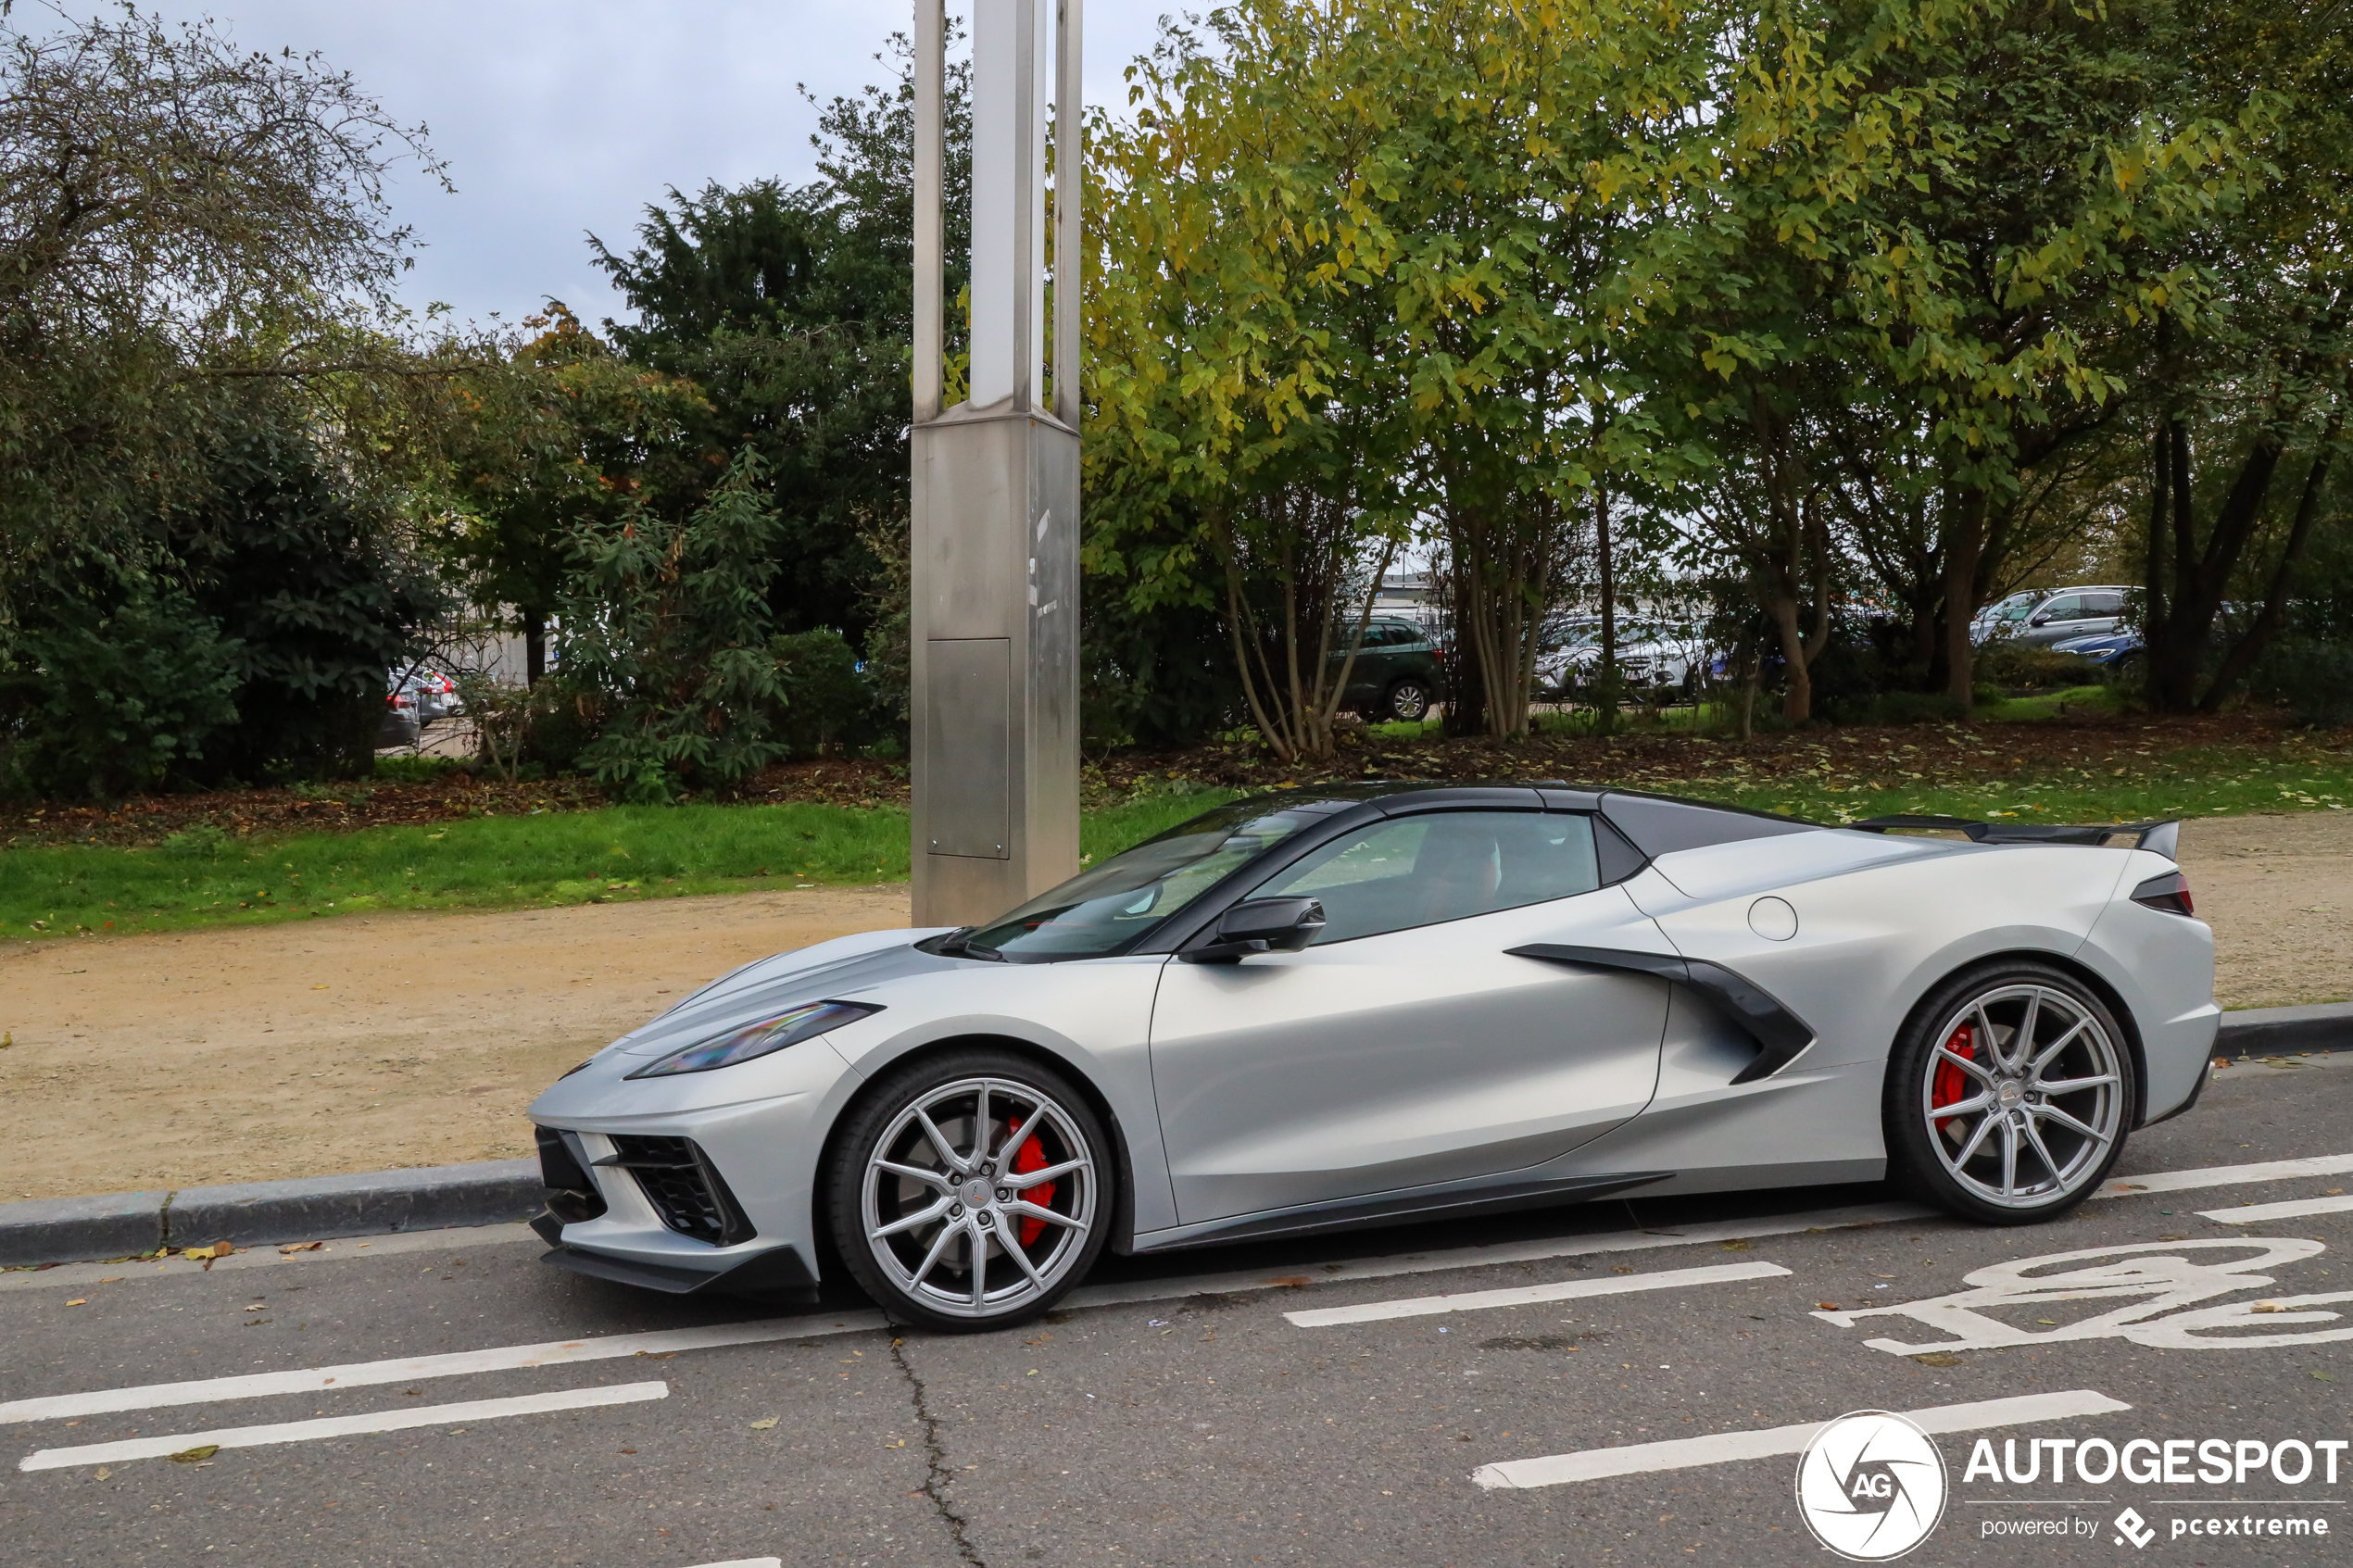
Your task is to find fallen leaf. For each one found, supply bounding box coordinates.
[2035,1319,2058,1325]
[277,1242,322,1255]
[1910,1352,1963,1367]
[93,1467,109,1479]
[1718,1239,1752,1252]
[2252,1302,2286,1314]
[168,1446,220,1463]
[749,1418,778,1430]
[1611,1264,1634,1275]
[64,1298,86,1307]
[1816,1302,1840,1311]
[2314,1372,2337,1382]
[886,1439,906,1449]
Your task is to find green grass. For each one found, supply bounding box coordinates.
[0,789,1239,940]
[9,727,2349,941]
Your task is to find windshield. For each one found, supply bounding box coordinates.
[963,797,1329,961]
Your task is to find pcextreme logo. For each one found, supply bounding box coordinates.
[1795,1410,1949,1562]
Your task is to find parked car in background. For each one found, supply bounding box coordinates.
[2049,628,2143,670]
[1539,620,1709,699]
[377,688,422,749]
[1970,590,2044,645]
[1328,617,1445,722]
[1998,586,2132,648]
[394,667,461,721]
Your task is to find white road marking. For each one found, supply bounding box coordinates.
[2196,1194,2353,1224]
[684,1561,782,1568]
[0,1315,885,1427]
[1284,1260,1793,1327]
[1471,1389,2131,1490]
[1065,1201,1929,1312]
[2095,1153,2353,1200]
[18,1380,668,1473]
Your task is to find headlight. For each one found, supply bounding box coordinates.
[624,1000,882,1079]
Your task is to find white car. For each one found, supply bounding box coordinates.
[527,785,2215,1332]
[1537,621,1710,697]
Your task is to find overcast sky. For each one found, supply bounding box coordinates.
[94,2,1174,330]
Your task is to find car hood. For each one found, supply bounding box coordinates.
[603,926,962,1059]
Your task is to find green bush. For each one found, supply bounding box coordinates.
[0,573,242,800]
[1973,642,2104,693]
[556,451,791,800]
[1843,690,1970,726]
[371,754,469,784]
[772,628,879,756]
[2253,638,2353,728]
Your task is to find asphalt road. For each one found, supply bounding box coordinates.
[6,1052,2351,1568]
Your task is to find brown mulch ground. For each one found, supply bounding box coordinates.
[6,709,2342,850]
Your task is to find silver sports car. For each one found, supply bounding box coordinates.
[526,784,2215,1331]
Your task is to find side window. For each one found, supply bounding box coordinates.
[2082,592,2123,616]
[2038,596,2082,621]
[1249,811,1601,946]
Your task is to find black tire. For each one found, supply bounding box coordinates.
[1385,678,1433,723]
[826,1047,1114,1332]
[1883,960,2136,1225]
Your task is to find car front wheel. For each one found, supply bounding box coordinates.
[1385,678,1433,722]
[828,1048,1111,1331]
[1883,962,2134,1224]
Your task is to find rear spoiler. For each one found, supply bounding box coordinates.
[1853,814,2180,860]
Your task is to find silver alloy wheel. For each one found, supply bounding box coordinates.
[1920,983,2124,1210]
[859,1074,1098,1321]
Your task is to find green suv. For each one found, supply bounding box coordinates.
[1327,616,1445,721]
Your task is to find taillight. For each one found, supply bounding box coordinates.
[2131,870,2194,917]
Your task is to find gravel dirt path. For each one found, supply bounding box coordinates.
[0,886,910,1202]
[0,812,2342,1202]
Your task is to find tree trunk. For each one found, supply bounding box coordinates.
[1594,484,1617,736]
[2199,436,2336,710]
[1941,487,1985,710]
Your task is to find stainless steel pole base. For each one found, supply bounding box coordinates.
[910,402,1080,929]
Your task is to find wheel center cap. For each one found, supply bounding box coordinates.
[961,1177,994,1207]
[1996,1080,2023,1108]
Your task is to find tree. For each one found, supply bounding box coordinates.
[0,4,444,592]
[590,35,973,646]
[2131,0,2353,711]
[555,450,792,801]
[434,306,707,684]
[1649,0,2273,718]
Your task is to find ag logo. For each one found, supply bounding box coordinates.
[1794,1410,1948,1561]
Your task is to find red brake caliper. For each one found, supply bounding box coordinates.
[1931,1024,1975,1133]
[1005,1117,1055,1248]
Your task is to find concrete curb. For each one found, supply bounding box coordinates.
[3,1002,2348,1270]
[2213,1001,2353,1059]
[0,1159,540,1270]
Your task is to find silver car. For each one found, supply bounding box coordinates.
[527,785,2215,1331]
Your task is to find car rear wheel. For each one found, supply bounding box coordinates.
[1883,962,2134,1224]
[827,1048,1111,1332]
[1385,678,1432,722]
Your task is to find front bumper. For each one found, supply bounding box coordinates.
[531,1126,823,1302]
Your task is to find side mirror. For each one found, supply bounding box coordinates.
[1181,897,1327,964]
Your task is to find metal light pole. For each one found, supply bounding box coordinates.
[911,0,1082,928]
